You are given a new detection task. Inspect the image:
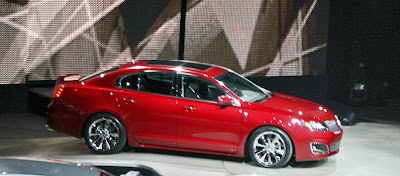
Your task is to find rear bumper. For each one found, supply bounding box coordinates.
[47,101,83,138]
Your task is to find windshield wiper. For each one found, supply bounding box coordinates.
[255,91,273,102]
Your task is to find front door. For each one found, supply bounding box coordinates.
[177,74,241,153]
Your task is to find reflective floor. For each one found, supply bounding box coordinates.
[1,113,399,176]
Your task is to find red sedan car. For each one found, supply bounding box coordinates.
[47,60,342,168]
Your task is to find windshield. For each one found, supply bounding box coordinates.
[215,71,272,102]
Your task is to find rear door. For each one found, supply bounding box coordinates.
[116,71,178,147]
[176,74,242,153]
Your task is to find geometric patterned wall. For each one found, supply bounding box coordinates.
[0,0,130,84]
[134,0,329,77]
[0,0,329,84]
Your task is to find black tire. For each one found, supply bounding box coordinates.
[247,126,293,168]
[84,113,127,154]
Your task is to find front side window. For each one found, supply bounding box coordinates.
[118,72,175,96]
[181,74,226,102]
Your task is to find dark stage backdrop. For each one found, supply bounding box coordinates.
[0,0,330,84]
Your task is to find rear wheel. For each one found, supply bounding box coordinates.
[247,126,293,168]
[84,113,127,154]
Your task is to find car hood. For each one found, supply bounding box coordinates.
[251,92,334,122]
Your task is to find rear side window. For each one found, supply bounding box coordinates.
[140,72,175,95]
[117,72,176,96]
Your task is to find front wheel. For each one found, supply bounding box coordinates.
[84,113,127,154]
[247,126,293,168]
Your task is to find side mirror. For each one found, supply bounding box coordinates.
[217,95,233,106]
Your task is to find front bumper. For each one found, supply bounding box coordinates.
[310,141,340,154]
[293,126,342,161]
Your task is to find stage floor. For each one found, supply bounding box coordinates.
[1,113,399,176]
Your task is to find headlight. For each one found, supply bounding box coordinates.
[298,121,329,132]
[334,115,343,129]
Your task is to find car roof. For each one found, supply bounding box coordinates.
[120,60,229,78]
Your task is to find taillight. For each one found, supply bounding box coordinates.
[54,85,65,98]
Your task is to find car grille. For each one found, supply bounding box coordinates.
[325,120,341,134]
[330,141,340,152]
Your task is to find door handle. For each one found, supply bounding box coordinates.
[122,98,135,104]
[182,105,196,112]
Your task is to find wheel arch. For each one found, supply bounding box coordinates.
[244,125,296,162]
